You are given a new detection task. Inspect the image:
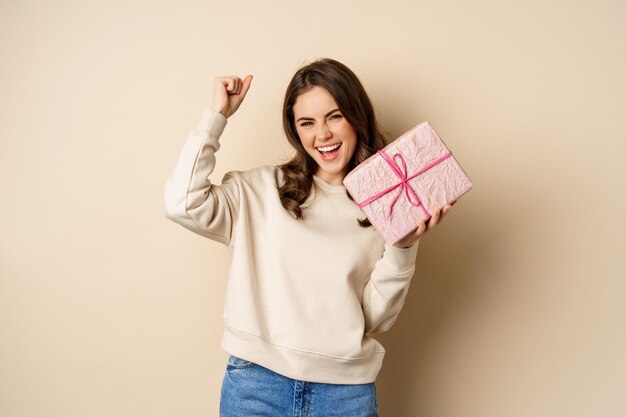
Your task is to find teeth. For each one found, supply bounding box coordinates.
[317,143,341,152]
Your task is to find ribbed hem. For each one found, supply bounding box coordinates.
[196,109,227,137]
[220,323,385,384]
[382,241,420,272]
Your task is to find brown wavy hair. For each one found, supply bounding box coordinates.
[275,58,389,226]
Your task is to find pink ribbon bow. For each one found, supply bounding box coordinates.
[357,149,452,219]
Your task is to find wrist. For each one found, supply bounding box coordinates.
[393,243,414,249]
[211,107,228,118]
[394,243,413,249]
[384,241,420,270]
[393,238,420,249]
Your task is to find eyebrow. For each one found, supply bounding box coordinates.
[296,108,340,123]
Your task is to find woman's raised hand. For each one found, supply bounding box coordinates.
[392,200,457,248]
[211,75,253,119]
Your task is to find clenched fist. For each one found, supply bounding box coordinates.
[211,75,253,119]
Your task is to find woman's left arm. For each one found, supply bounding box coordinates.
[362,203,455,336]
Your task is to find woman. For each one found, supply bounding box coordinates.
[164,58,454,416]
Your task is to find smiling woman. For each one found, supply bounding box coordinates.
[164,57,453,417]
[278,59,387,225]
[293,87,357,185]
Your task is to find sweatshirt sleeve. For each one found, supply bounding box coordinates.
[164,109,239,246]
[362,241,420,336]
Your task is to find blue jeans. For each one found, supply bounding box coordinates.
[220,355,379,417]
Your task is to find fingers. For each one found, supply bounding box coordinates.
[428,207,441,229]
[225,77,239,94]
[415,203,455,237]
[225,75,253,95]
[396,202,455,246]
[211,74,253,118]
[416,217,427,236]
[215,75,251,95]
[228,75,252,96]
[226,78,239,94]
[441,202,455,220]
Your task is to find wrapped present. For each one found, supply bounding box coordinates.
[343,121,473,245]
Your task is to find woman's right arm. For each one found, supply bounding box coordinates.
[163,75,253,245]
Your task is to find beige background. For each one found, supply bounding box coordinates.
[1,0,625,416]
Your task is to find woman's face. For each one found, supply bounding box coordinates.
[293,86,357,185]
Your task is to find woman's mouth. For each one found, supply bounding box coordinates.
[316,143,342,161]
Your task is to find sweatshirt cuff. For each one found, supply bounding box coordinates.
[196,109,228,138]
[383,241,420,272]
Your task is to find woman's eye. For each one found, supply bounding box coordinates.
[330,114,342,120]
[300,121,312,127]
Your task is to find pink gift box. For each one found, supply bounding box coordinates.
[343,121,473,245]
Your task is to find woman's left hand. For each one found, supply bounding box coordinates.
[393,200,456,248]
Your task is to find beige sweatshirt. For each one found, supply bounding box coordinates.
[164,109,419,384]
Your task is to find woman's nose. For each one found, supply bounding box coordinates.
[316,123,331,140]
